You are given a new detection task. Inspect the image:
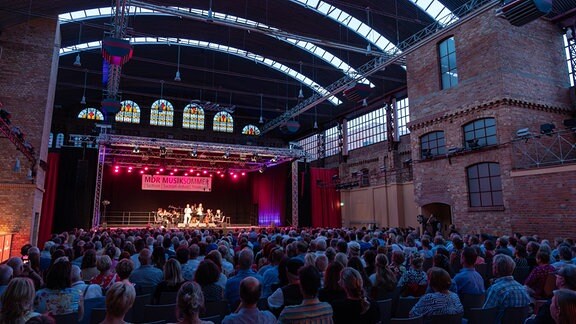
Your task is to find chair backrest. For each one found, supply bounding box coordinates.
[542,273,557,298]
[422,258,434,271]
[459,293,485,318]
[429,312,463,324]
[202,300,231,318]
[128,294,153,322]
[501,306,529,324]
[466,307,499,324]
[90,308,107,324]
[136,285,157,296]
[80,296,105,324]
[390,315,424,324]
[257,298,269,311]
[201,314,222,324]
[158,291,178,305]
[395,297,420,318]
[142,304,178,323]
[377,299,392,324]
[52,312,78,323]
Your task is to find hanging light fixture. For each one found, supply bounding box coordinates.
[73,24,83,67]
[365,7,372,56]
[207,0,214,22]
[80,69,88,105]
[298,61,304,99]
[258,93,264,124]
[314,105,319,129]
[174,44,182,81]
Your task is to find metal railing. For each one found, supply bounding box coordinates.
[101,211,156,227]
[512,128,576,169]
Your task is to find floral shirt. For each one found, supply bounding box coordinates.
[524,264,555,298]
[90,272,119,291]
[34,288,82,315]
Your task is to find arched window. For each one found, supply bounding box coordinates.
[48,133,53,148]
[78,108,104,120]
[420,131,446,159]
[116,100,141,124]
[213,111,234,133]
[150,99,174,127]
[56,133,64,148]
[183,104,205,130]
[463,118,497,149]
[242,124,260,136]
[467,162,503,207]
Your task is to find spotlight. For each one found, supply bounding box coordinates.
[220,174,225,178]
[259,165,267,173]
[223,150,230,159]
[270,156,278,163]
[216,171,221,174]
[73,53,81,67]
[241,172,246,176]
[144,167,149,171]
[233,174,238,179]
[251,153,258,162]
[190,149,198,158]
[173,168,178,172]
[132,146,140,154]
[540,123,556,136]
[298,88,304,99]
[128,169,132,173]
[184,173,188,176]
[128,166,133,170]
[159,168,164,172]
[196,173,200,176]
[156,171,160,174]
[170,172,174,176]
[203,170,207,174]
[189,169,194,173]
[139,170,144,174]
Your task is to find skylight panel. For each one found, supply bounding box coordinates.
[408,0,453,23]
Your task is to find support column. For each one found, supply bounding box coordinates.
[291,160,299,228]
[92,143,106,228]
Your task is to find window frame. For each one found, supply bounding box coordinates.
[78,108,104,121]
[116,100,141,124]
[420,131,446,158]
[213,111,234,133]
[182,103,205,130]
[463,118,497,149]
[438,36,458,90]
[150,99,175,127]
[466,162,504,208]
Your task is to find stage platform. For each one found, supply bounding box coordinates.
[101,223,257,231]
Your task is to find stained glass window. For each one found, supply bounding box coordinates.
[116,100,141,124]
[183,104,205,130]
[78,108,104,120]
[242,124,260,136]
[213,111,234,133]
[150,99,174,127]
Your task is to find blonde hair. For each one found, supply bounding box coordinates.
[375,254,397,290]
[340,267,370,314]
[163,258,184,286]
[105,282,136,318]
[0,277,36,323]
[177,282,205,320]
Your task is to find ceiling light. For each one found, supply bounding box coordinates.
[73,53,81,67]
[270,156,278,163]
[174,44,182,81]
[80,69,88,104]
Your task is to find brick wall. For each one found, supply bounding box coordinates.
[406,9,576,240]
[0,18,58,256]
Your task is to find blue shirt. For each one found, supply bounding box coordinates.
[454,267,485,295]
[262,265,279,298]
[129,265,163,287]
[224,269,264,306]
[483,275,530,322]
[222,307,276,324]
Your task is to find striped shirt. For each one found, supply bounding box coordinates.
[409,292,463,319]
[278,298,333,324]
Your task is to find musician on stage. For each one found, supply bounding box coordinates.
[196,203,204,218]
[204,209,214,225]
[184,204,192,225]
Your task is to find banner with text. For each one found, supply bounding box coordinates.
[142,175,212,192]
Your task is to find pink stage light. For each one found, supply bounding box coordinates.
[144,167,149,171]
[220,174,224,178]
[173,168,178,172]
[170,172,174,176]
[203,170,207,174]
[114,169,119,173]
[196,173,200,176]
[139,170,144,174]
[216,171,221,174]
[114,166,119,169]
[241,172,246,176]
[159,168,164,172]
[233,174,238,179]
[189,169,194,173]
[128,170,132,173]
[156,171,160,174]
[128,166,133,170]
[210,174,213,177]
[184,173,188,176]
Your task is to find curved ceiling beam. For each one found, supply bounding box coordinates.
[407,0,455,25]
[59,37,342,105]
[59,6,374,87]
[288,0,400,52]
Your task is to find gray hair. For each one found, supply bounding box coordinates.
[493,254,516,277]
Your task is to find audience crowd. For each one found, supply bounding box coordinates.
[0,225,576,323]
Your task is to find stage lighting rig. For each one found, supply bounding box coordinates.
[159,146,167,158]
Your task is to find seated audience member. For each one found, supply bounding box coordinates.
[152,246,166,271]
[483,254,530,321]
[174,281,215,324]
[332,267,380,324]
[347,256,372,296]
[101,282,136,324]
[0,278,41,323]
[268,258,304,310]
[514,244,529,268]
[551,289,576,324]
[40,241,54,272]
[35,257,83,316]
[218,245,234,277]
[552,245,573,270]
[397,254,428,297]
[389,250,406,280]
[278,265,333,323]
[363,250,377,277]
[224,248,264,307]
[129,248,163,287]
[318,261,346,304]
[453,247,485,295]
[369,254,397,299]
[526,264,576,323]
[115,258,135,284]
[7,256,43,290]
[181,244,202,281]
[71,265,103,300]
[195,259,224,302]
[525,251,556,298]
[0,264,13,296]
[90,255,119,291]
[27,247,43,280]
[153,258,186,302]
[261,247,284,298]
[204,250,228,289]
[409,267,464,320]
[222,277,276,324]
[80,249,99,281]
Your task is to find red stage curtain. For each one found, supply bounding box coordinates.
[251,164,287,226]
[38,152,60,247]
[310,167,341,228]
